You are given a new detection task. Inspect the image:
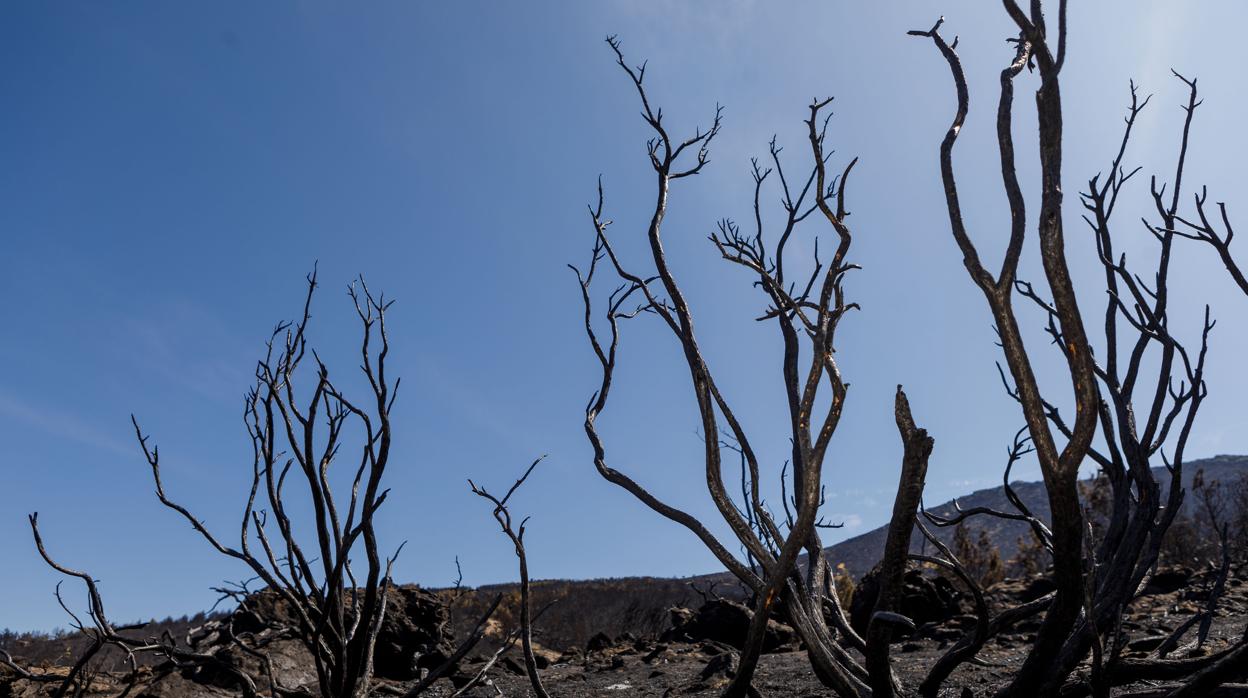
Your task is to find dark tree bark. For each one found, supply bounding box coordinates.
[911,4,1241,697]
[864,389,933,698]
[469,457,552,698]
[575,35,885,698]
[29,271,404,698]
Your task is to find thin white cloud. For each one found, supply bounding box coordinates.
[0,386,132,458]
[829,512,863,530]
[1128,3,1194,161]
[119,302,251,405]
[410,352,539,455]
[946,477,992,491]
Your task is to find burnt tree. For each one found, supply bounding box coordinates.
[31,271,404,698]
[912,3,1244,697]
[574,36,930,698]
[469,457,551,698]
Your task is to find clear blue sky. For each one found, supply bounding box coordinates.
[2,2,1246,631]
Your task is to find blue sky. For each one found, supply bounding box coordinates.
[2,1,1246,632]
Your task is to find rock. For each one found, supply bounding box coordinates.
[699,652,738,681]
[1019,576,1057,602]
[642,644,670,664]
[586,631,615,654]
[227,589,301,635]
[669,607,695,629]
[1143,568,1192,595]
[184,632,318,693]
[221,585,455,682]
[662,599,797,653]
[690,651,740,690]
[372,586,456,680]
[850,567,961,638]
[683,654,738,694]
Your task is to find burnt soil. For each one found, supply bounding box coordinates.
[3,566,1245,697]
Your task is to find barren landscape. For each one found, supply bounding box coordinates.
[4,1,1248,697]
[4,458,1246,696]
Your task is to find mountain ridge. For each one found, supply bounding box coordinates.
[812,453,1247,578]
[693,453,1247,583]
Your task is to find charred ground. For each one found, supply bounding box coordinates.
[4,460,1245,696]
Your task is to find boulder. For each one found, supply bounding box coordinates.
[662,599,797,653]
[669,607,695,629]
[1019,576,1057,602]
[850,567,962,638]
[223,585,455,681]
[684,651,739,692]
[699,652,738,682]
[586,631,615,654]
[1143,568,1192,595]
[373,586,456,680]
[227,589,301,635]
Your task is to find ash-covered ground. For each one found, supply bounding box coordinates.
[4,564,1245,697]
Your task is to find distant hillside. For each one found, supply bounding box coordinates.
[819,454,1248,578]
[9,456,1242,664]
[691,454,1246,584]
